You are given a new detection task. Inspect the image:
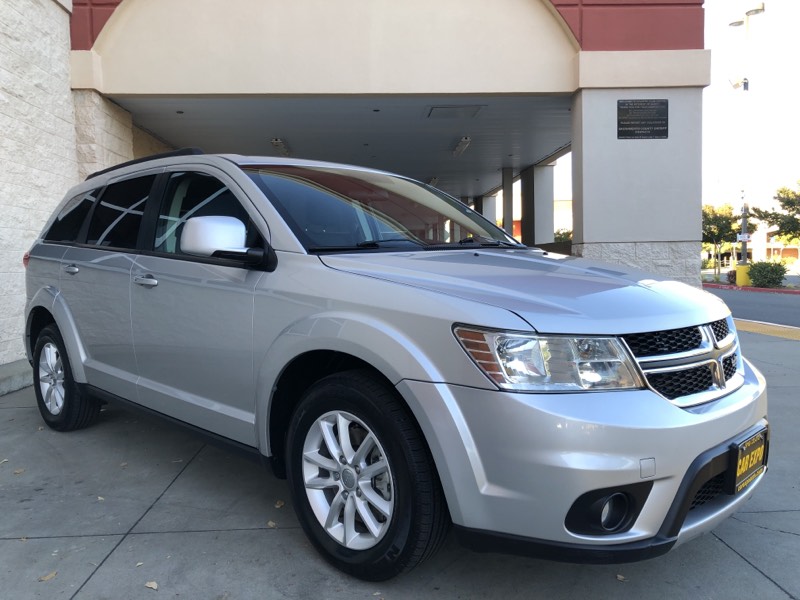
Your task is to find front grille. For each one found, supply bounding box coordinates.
[624,319,742,407]
[723,353,737,380]
[623,326,702,358]
[710,318,730,343]
[690,473,726,509]
[648,364,714,400]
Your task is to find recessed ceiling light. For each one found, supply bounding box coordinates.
[453,136,471,157]
[271,138,291,157]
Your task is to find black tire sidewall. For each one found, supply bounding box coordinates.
[286,373,426,580]
[33,325,78,430]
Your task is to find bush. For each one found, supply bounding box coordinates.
[727,270,737,285]
[701,258,713,269]
[747,261,787,288]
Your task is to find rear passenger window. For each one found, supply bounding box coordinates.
[44,189,100,243]
[86,175,156,249]
[154,172,261,254]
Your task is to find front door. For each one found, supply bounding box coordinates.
[131,170,264,445]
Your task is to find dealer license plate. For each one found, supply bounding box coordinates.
[732,429,767,494]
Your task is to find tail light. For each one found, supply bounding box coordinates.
[22,251,30,269]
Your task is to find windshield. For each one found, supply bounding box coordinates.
[243,165,522,252]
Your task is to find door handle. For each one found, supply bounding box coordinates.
[133,274,158,288]
[63,264,79,275]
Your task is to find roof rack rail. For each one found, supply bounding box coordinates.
[86,147,205,180]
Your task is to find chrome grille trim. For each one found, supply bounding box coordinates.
[622,318,744,408]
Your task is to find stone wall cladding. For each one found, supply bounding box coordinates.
[572,241,701,287]
[0,0,79,365]
[132,126,173,159]
[73,90,134,181]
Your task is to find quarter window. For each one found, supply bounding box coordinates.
[86,175,156,249]
[44,189,100,243]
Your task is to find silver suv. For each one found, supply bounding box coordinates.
[24,150,768,580]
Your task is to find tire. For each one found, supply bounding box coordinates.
[286,369,449,581]
[33,324,100,431]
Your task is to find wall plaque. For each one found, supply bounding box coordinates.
[617,99,668,140]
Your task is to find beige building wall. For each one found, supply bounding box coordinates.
[70,0,578,95]
[73,90,134,181]
[133,125,172,159]
[0,1,169,374]
[73,90,171,181]
[0,0,78,366]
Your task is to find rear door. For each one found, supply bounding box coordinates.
[131,169,264,445]
[58,173,158,400]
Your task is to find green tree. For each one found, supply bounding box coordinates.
[751,182,800,238]
[702,204,736,276]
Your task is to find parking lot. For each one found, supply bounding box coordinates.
[1,328,798,600]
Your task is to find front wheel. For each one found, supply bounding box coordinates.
[33,324,100,431]
[286,370,448,581]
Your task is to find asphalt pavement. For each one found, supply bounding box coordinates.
[1,324,798,600]
[703,286,800,328]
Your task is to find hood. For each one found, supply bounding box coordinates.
[319,249,729,335]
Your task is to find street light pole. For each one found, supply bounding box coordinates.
[739,198,749,265]
[729,3,765,271]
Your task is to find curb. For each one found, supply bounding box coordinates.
[0,359,33,396]
[703,283,800,295]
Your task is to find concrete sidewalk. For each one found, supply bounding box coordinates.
[1,328,798,600]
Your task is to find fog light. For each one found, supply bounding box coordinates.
[599,493,629,531]
[565,482,651,536]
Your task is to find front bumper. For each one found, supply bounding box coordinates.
[397,358,768,561]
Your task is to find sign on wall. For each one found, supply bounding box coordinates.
[617,99,668,140]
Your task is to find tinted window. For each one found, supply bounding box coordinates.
[244,166,518,251]
[154,172,261,254]
[86,175,156,249]
[44,189,100,243]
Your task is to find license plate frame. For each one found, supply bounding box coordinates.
[727,428,768,495]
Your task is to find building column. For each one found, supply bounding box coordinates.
[533,165,555,244]
[571,88,703,286]
[482,196,497,225]
[520,165,555,246]
[502,167,513,235]
[520,167,535,245]
[472,196,484,214]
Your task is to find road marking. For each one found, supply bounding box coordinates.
[734,319,800,340]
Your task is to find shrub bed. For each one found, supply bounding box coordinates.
[747,261,787,288]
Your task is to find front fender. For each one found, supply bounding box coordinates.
[254,311,450,454]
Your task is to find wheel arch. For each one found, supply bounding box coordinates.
[266,350,386,477]
[257,312,449,463]
[26,287,89,382]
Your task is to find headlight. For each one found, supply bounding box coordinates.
[454,326,644,392]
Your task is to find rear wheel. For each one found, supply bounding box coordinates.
[286,370,448,581]
[33,324,100,431]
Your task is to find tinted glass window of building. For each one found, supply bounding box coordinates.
[44,189,100,243]
[86,175,156,249]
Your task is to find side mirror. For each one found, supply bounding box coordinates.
[180,216,277,270]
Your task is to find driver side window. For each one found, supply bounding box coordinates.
[154,171,261,255]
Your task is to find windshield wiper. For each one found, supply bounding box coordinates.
[308,238,422,253]
[357,238,422,247]
[457,236,524,248]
